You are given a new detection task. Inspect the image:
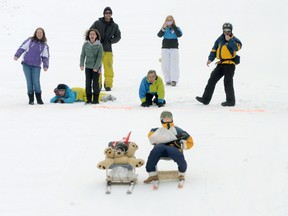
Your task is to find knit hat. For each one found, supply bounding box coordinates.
[56,84,66,90]
[103,6,112,15]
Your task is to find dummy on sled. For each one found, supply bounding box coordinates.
[97,132,145,194]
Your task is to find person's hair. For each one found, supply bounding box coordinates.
[31,27,47,42]
[147,70,157,76]
[85,29,101,41]
[165,15,177,26]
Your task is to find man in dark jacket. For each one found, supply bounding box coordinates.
[196,22,242,106]
[90,6,121,91]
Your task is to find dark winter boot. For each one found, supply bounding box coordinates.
[221,101,235,107]
[92,93,99,104]
[196,96,209,105]
[28,93,34,105]
[85,94,92,104]
[35,93,44,105]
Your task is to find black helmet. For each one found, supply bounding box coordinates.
[115,141,128,153]
[160,110,173,123]
[222,22,233,32]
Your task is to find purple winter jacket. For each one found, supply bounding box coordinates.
[14,38,50,68]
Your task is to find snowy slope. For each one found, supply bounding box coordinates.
[0,0,288,216]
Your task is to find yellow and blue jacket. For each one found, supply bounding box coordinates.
[139,76,165,103]
[208,34,242,65]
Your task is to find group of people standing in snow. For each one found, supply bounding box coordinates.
[13,6,242,107]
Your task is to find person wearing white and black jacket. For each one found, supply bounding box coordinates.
[143,111,194,183]
[157,15,183,86]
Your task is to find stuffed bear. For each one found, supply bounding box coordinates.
[97,142,145,170]
[113,148,145,168]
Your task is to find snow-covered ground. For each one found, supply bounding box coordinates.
[0,0,287,215]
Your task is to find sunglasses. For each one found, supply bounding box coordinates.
[105,12,112,14]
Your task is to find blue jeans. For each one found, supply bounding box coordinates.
[145,144,187,173]
[22,63,41,94]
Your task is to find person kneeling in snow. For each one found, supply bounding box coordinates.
[144,110,194,183]
[50,84,116,104]
[139,70,166,107]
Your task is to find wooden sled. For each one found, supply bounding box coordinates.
[157,157,179,180]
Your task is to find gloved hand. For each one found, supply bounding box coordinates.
[180,140,187,150]
[55,98,65,103]
[174,139,187,149]
[141,102,149,107]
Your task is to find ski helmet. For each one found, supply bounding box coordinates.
[160,110,173,123]
[222,22,233,32]
[115,141,128,153]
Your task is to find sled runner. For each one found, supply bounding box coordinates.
[105,164,138,194]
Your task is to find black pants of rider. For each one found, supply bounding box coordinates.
[145,143,187,174]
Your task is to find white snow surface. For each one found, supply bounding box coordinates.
[1,0,288,216]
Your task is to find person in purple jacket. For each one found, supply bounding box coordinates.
[14,27,50,105]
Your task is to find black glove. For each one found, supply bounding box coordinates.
[174,140,182,148]
[55,98,65,103]
[141,102,150,107]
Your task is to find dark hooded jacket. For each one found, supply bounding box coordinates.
[90,17,121,52]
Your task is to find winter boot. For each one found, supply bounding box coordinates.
[171,81,177,86]
[35,93,44,105]
[92,93,99,104]
[28,93,34,105]
[221,101,235,107]
[178,175,185,181]
[143,175,159,183]
[85,94,92,104]
[196,96,209,105]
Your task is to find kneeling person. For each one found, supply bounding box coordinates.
[139,70,166,107]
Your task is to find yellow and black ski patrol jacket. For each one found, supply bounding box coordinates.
[208,34,242,65]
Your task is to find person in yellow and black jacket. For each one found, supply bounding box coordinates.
[143,111,194,183]
[196,22,242,106]
[139,70,166,107]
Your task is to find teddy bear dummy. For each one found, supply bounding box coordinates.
[97,132,145,170]
[97,142,145,169]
